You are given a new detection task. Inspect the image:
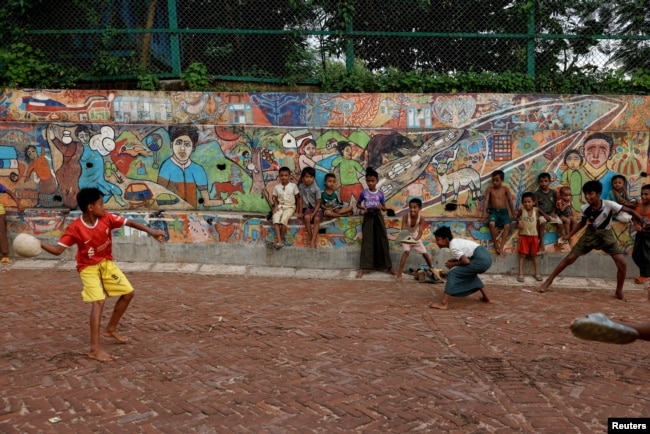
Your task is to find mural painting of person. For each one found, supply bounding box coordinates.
[47,124,83,209]
[23,141,58,206]
[580,133,619,200]
[78,126,128,207]
[330,141,364,208]
[157,125,224,208]
[560,149,585,212]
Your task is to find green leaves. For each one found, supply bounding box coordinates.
[181,62,210,90]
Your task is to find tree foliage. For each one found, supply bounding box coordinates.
[0,0,648,91]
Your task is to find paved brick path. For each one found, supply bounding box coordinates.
[2,263,650,433]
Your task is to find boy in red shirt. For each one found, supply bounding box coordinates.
[41,188,165,362]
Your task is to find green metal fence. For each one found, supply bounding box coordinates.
[16,0,650,84]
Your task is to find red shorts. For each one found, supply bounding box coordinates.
[518,234,539,255]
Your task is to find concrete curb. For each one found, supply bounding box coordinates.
[2,258,646,293]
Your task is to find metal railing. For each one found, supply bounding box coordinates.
[14,0,650,84]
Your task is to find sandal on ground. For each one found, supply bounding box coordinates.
[535,275,543,282]
[634,276,650,284]
[516,275,525,282]
[1,257,10,264]
[570,313,639,344]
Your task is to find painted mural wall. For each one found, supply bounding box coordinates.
[0,89,648,255]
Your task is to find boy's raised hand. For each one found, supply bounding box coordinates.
[150,229,166,243]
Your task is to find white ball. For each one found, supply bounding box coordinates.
[13,233,42,258]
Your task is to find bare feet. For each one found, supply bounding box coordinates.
[538,282,549,293]
[103,330,130,344]
[356,269,364,279]
[396,274,403,282]
[615,290,628,302]
[88,349,115,362]
[479,288,491,303]
[429,302,448,310]
[387,268,396,276]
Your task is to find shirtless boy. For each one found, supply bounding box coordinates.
[481,170,514,257]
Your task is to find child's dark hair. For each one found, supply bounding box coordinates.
[611,174,627,186]
[409,198,423,208]
[365,167,378,179]
[642,184,650,192]
[433,226,453,240]
[563,149,583,165]
[582,180,603,195]
[77,187,103,212]
[521,191,535,201]
[537,172,551,182]
[278,166,291,175]
[301,166,316,178]
[491,170,504,180]
[559,186,571,195]
[324,173,336,181]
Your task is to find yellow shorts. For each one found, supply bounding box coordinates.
[0,203,5,214]
[79,259,134,302]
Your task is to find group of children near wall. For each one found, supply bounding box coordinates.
[3,164,650,360]
[482,169,650,302]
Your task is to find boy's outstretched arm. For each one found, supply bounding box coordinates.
[621,206,645,225]
[41,242,66,256]
[125,220,166,243]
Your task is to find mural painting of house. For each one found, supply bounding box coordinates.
[407,102,432,129]
[114,96,173,123]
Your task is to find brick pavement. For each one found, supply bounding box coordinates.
[2,261,650,433]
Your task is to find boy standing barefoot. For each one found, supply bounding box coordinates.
[40,188,165,362]
[396,198,434,282]
[481,170,514,257]
[539,180,643,300]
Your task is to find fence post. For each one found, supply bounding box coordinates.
[345,15,354,72]
[167,0,182,77]
[527,0,536,77]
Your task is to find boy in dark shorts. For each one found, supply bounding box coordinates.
[535,172,561,246]
[539,180,643,300]
[481,170,514,257]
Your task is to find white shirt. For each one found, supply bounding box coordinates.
[580,199,622,231]
[449,238,479,260]
[273,182,300,208]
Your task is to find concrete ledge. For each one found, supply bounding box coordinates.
[2,259,645,295]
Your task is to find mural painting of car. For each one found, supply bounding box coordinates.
[380,184,395,195]
[156,193,180,206]
[388,161,412,179]
[375,129,464,200]
[124,183,156,208]
[0,145,19,182]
